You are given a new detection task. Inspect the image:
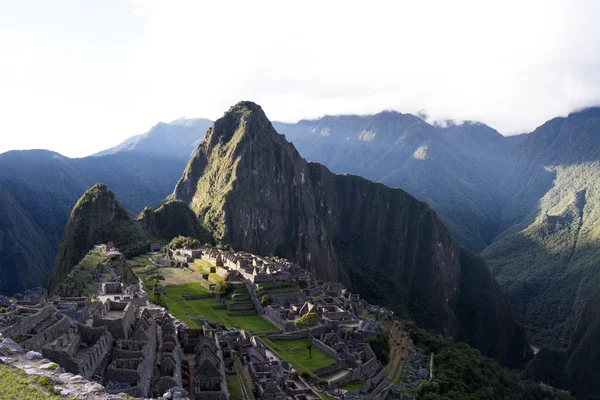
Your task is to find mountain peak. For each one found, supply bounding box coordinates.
[205,100,277,146]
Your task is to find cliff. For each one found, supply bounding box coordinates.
[137,200,212,243]
[173,101,531,366]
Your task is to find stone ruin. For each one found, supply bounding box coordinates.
[0,243,416,399]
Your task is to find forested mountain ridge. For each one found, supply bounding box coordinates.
[173,101,531,367]
[484,107,600,348]
[0,149,189,295]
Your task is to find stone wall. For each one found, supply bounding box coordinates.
[93,301,136,340]
[1,305,55,339]
[22,315,70,351]
[245,281,264,315]
[226,303,254,311]
[312,338,341,361]
[313,363,343,378]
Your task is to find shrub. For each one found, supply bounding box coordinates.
[0,307,6,313]
[215,281,231,297]
[366,333,391,364]
[165,235,200,251]
[260,295,270,306]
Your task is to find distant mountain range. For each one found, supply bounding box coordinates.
[92,117,213,160]
[3,105,600,355]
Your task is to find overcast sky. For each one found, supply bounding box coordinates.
[1,0,599,157]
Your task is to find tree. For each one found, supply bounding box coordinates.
[146,273,165,293]
[165,235,200,251]
[294,312,321,358]
[215,281,230,297]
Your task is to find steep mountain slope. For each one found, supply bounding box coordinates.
[484,107,600,348]
[523,288,600,400]
[47,184,150,294]
[93,117,212,159]
[137,200,211,242]
[174,101,530,366]
[0,150,187,295]
[273,114,509,251]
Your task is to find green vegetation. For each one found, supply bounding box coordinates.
[54,251,110,297]
[190,259,225,282]
[366,333,390,364]
[132,263,277,333]
[259,295,270,306]
[294,312,320,331]
[263,338,338,376]
[165,235,200,250]
[215,281,230,297]
[226,373,243,400]
[0,364,61,399]
[339,380,364,392]
[404,324,573,400]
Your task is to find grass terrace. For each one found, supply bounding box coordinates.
[262,338,339,376]
[55,250,110,297]
[189,259,225,282]
[132,262,278,333]
[226,373,243,400]
[339,380,364,392]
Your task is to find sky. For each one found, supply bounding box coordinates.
[1,0,600,158]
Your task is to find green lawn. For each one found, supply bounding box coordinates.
[0,364,61,400]
[263,338,339,375]
[339,380,364,392]
[226,373,243,400]
[133,266,278,333]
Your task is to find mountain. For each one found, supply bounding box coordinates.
[48,185,212,296]
[484,107,600,348]
[93,117,213,159]
[47,184,150,294]
[0,150,188,295]
[273,113,509,252]
[523,288,600,400]
[173,101,531,366]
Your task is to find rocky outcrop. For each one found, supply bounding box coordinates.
[173,101,531,366]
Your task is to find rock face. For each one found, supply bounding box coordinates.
[48,184,146,295]
[137,200,211,243]
[173,101,530,366]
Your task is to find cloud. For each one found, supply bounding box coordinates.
[1,0,600,156]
